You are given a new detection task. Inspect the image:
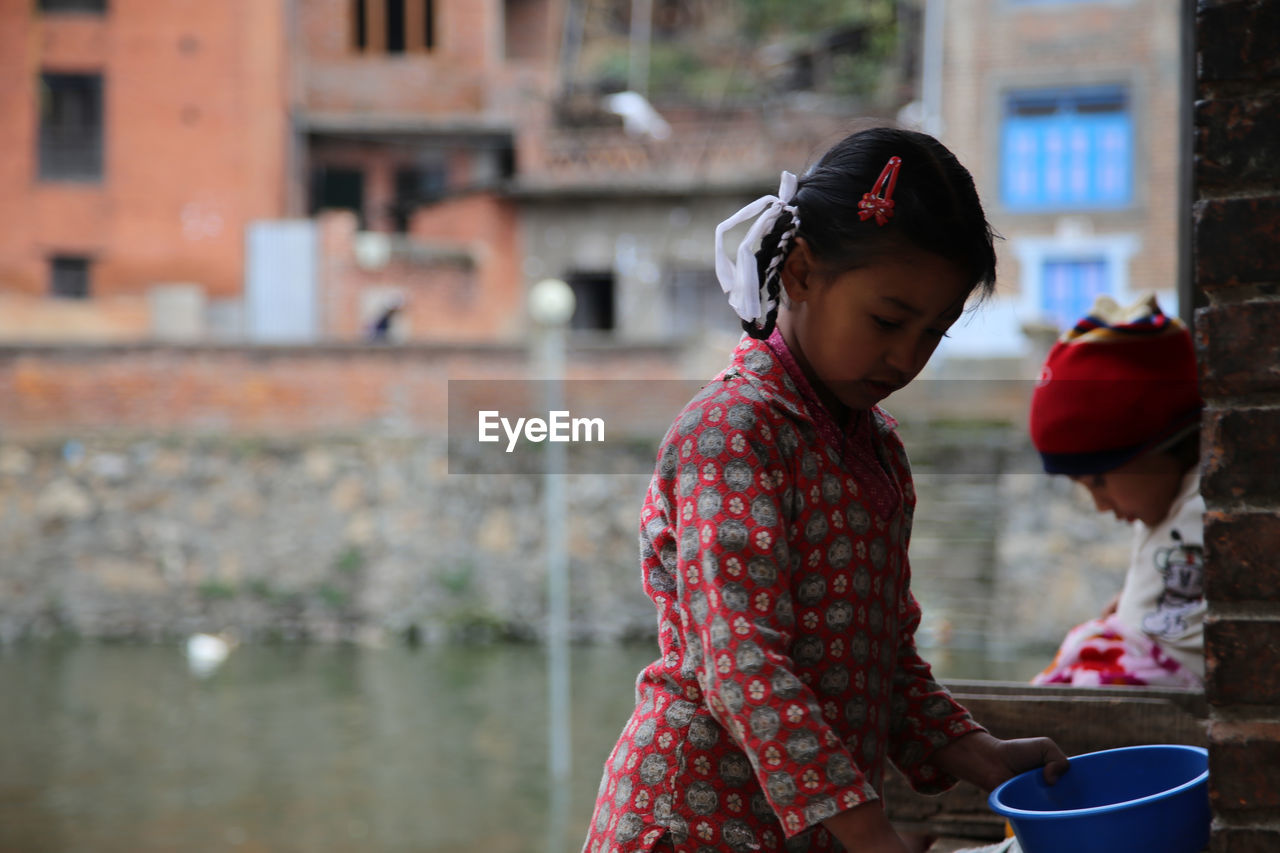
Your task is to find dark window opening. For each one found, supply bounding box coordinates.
[667,268,740,339]
[310,166,366,228]
[50,256,90,299]
[354,0,367,50]
[392,164,448,231]
[566,271,615,332]
[39,72,103,182]
[386,0,406,52]
[38,0,107,12]
[353,0,433,53]
[498,141,516,180]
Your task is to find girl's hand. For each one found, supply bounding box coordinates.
[988,734,1070,786]
[932,730,1069,792]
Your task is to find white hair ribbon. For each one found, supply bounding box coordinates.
[714,171,799,327]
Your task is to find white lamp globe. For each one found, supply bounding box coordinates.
[529,278,576,326]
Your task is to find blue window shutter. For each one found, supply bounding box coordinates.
[1093,114,1132,205]
[1041,258,1111,330]
[1001,88,1132,210]
[1002,118,1042,208]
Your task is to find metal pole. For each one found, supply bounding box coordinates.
[543,321,570,783]
[629,0,652,97]
[529,278,575,853]
[559,0,585,96]
[1177,0,1198,325]
[921,0,945,137]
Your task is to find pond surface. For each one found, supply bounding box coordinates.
[0,642,1044,853]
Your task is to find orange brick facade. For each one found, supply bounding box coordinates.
[0,0,560,344]
[0,342,689,437]
[317,193,525,342]
[0,0,290,339]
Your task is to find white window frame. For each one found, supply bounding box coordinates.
[1011,219,1139,329]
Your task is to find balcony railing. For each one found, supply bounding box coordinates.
[520,116,844,190]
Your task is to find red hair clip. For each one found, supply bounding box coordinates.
[858,155,902,226]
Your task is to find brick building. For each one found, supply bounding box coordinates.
[0,0,291,341]
[0,0,564,344]
[0,0,869,347]
[929,0,1184,360]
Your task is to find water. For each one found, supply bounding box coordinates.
[0,641,1045,853]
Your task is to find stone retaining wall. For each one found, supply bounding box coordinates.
[0,426,1130,655]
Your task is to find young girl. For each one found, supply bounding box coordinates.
[582,127,1067,853]
[1028,295,1205,688]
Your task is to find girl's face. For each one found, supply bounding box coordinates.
[778,243,970,414]
[1069,452,1187,527]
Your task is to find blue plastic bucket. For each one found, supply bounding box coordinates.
[988,744,1209,853]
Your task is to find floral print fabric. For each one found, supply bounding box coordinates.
[582,334,982,852]
[1031,615,1201,688]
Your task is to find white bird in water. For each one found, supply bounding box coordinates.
[185,631,238,677]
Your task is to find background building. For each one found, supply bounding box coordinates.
[0,0,559,344]
[926,0,1183,363]
[0,0,898,349]
[0,0,290,341]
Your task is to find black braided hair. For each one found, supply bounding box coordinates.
[742,209,799,340]
[745,126,998,339]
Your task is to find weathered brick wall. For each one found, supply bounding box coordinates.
[0,1,289,323]
[300,0,531,115]
[1193,2,1280,849]
[315,203,525,343]
[0,342,691,437]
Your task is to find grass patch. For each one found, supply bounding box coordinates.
[197,580,237,601]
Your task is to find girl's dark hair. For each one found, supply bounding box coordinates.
[746,126,998,339]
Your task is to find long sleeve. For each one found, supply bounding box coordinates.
[879,429,985,793]
[886,580,985,793]
[659,398,880,839]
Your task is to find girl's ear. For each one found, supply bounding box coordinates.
[781,237,818,303]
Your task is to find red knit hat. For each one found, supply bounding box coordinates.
[1029,294,1202,475]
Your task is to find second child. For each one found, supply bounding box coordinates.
[1028,295,1205,688]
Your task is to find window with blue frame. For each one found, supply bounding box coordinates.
[1001,86,1132,211]
[1040,257,1111,330]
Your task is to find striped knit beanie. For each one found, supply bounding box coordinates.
[1029,294,1202,475]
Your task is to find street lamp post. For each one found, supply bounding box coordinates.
[528,278,576,853]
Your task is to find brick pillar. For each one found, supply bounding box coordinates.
[1192,2,1280,851]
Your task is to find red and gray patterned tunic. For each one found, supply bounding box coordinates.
[582,332,983,853]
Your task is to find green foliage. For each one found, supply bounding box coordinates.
[437,562,474,598]
[334,545,365,576]
[315,583,349,610]
[738,0,897,39]
[246,578,274,599]
[197,580,237,601]
[440,605,509,643]
[826,46,893,97]
[579,0,901,104]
